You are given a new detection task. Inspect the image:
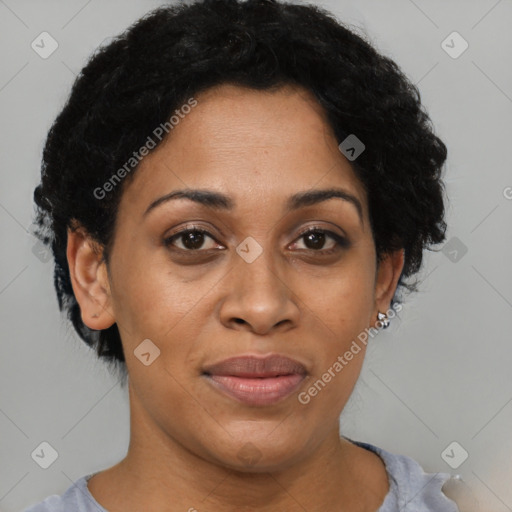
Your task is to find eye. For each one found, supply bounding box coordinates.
[163,225,349,255]
[290,227,349,253]
[163,226,223,252]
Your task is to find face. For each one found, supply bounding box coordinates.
[68,83,403,472]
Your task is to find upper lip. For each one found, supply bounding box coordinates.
[202,354,308,378]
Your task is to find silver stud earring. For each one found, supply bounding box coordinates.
[377,311,390,329]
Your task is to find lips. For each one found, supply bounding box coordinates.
[202,354,308,406]
[203,354,307,378]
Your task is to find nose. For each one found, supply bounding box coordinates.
[218,246,300,335]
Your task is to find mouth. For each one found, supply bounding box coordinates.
[201,354,308,406]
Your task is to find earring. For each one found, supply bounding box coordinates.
[92,312,99,318]
[377,311,390,329]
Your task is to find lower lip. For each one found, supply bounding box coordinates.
[204,374,306,406]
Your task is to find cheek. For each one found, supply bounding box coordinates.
[309,259,376,338]
[108,247,202,340]
[300,254,375,394]
[108,258,214,403]
[297,277,374,423]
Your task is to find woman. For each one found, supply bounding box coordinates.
[25,0,467,510]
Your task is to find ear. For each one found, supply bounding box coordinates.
[373,249,405,323]
[66,226,116,330]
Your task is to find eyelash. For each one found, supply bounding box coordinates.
[163,225,349,255]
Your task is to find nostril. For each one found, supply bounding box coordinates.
[234,318,245,324]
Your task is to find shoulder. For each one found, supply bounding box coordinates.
[23,493,64,512]
[347,438,461,512]
[22,474,106,512]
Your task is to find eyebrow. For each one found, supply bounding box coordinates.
[143,187,364,223]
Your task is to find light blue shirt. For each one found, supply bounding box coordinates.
[23,439,460,511]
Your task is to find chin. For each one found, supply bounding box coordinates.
[204,436,307,474]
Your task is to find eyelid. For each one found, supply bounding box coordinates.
[165,222,222,238]
[295,224,346,239]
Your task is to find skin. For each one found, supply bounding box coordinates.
[67,83,404,512]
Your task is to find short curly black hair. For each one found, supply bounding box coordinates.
[33,0,447,380]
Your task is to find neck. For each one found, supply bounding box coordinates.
[87,383,388,512]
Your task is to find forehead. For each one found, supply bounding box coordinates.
[173,84,339,163]
[117,83,367,218]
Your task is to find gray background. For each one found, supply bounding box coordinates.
[1,0,511,510]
